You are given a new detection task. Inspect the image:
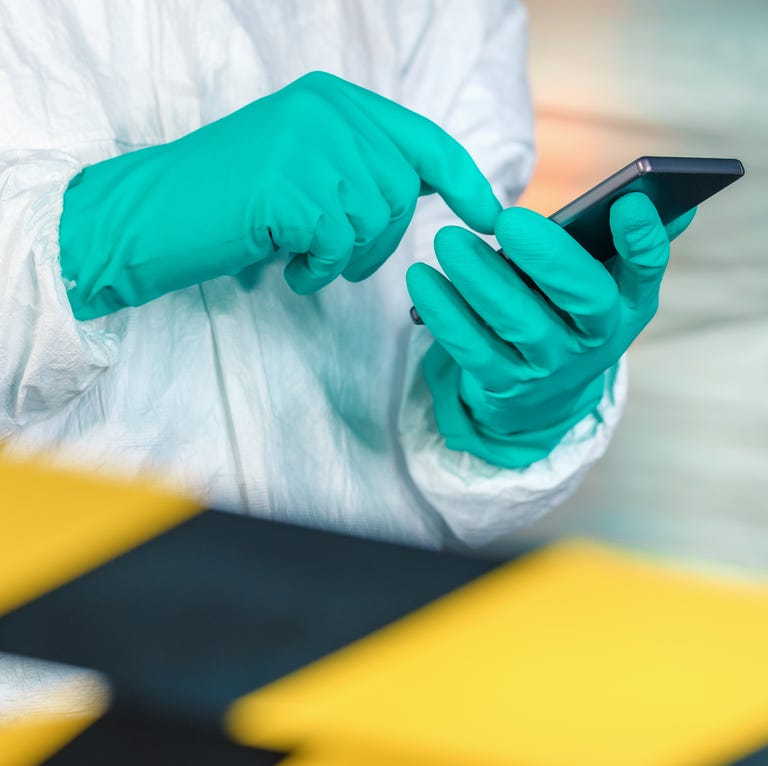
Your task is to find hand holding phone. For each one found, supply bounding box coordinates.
[410,156,744,324]
[404,158,741,469]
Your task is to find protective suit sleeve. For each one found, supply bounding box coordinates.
[395,0,627,545]
[0,151,122,438]
[399,331,627,547]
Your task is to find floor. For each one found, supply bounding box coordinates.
[494,0,768,573]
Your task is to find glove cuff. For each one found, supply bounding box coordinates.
[422,342,605,470]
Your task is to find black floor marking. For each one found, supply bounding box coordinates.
[0,511,506,723]
[42,706,286,765]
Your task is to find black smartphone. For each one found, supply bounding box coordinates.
[410,155,744,324]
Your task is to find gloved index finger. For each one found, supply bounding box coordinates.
[494,207,621,340]
[433,225,577,372]
[316,74,502,235]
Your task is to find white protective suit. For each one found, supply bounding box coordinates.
[0,0,626,549]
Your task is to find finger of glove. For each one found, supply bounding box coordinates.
[343,202,416,282]
[302,77,423,219]
[318,130,404,258]
[317,74,501,234]
[283,208,356,294]
[494,207,620,340]
[351,131,423,220]
[609,192,670,315]
[337,169,392,248]
[433,225,577,371]
[406,262,525,392]
[664,206,696,242]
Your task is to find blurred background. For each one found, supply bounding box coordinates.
[494,0,768,572]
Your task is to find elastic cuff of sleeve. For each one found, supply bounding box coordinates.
[35,159,124,364]
[422,342,606,470]
[0,150,123,433]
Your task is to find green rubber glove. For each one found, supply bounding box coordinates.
[406,192,696,468]
[59,71,501,320]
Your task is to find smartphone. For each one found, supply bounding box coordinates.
[410,155,744,324]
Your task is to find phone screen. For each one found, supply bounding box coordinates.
[548,156,744,262]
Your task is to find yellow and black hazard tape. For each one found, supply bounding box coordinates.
[2,455,768,765]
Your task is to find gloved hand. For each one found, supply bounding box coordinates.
[59,71,500,320]
[406,192,696,468]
